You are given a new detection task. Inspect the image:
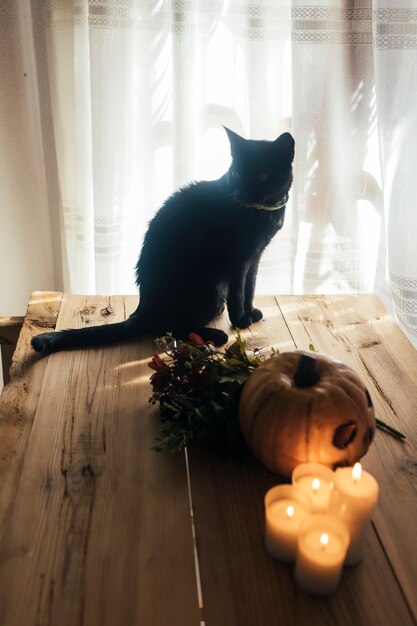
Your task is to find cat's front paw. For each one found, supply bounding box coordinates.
[196,328,228,346]
[232,313,253,329]
[249,308,263,323]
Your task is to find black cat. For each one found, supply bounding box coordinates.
[32,127,294,354]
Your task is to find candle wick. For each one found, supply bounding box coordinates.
[320,533,329,551]
[286,505,295,519]
[312,478,320,494]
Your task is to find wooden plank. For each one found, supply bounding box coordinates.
[0,294,200,626]
[234,295,298,354]
[275,293,417,620]
[1,292,415,625]
[0,292,63,527]
[0,316,24,384]
[189,295,415,626]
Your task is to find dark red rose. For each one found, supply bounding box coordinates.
[150,368,172,391]
[148,354,166,371]
[188,332,205,346]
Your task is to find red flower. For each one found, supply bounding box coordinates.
[148,354,166,371]
[188,332,205,346]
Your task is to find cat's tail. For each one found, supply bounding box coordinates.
[31,315,143,356]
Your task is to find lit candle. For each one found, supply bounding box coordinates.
[295,514,350,595]
[329,462,379,565]
[264,485,312,561]
[292,463,335,512]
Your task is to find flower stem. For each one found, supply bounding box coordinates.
[376,418,406,440]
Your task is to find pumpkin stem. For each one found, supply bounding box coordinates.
[294,354,320,388]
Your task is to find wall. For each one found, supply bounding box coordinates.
[0,0,62,320]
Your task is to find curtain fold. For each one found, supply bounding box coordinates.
[27,1,417,345]
[373,2,417,343]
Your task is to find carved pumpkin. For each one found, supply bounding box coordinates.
[239,351,376,478]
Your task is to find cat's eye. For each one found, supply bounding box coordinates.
[231,170,240,179]
[258,173,269,182]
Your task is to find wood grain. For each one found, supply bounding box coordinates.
[0,293,416,626]
[275,294,417,619]
[0,294,200,626]
[0,292,63,528]
[189,295,416,626]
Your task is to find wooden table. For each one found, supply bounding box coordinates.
[0,292,416,626]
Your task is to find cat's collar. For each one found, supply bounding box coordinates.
[250,193,289,212]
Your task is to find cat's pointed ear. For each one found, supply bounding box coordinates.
[273,132,295,162]
[224,126,247,157]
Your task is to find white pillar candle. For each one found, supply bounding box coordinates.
[295,514,350,596]
[329,462,379,565]
[264,485,312,562]
[292,462,335,512]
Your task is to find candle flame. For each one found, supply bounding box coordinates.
[312,478,320,493]
[352,462,362,483]
[320,533,329,549]
[286,505,295,519]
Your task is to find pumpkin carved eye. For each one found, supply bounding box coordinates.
[333,421,357,449]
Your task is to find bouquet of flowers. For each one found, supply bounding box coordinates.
[148,331,274,459]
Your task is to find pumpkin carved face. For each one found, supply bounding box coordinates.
[239,351,376,478]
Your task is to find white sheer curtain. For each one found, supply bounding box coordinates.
[8,1,417,344]
[42,0,294,295]
[292,1,417,344]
